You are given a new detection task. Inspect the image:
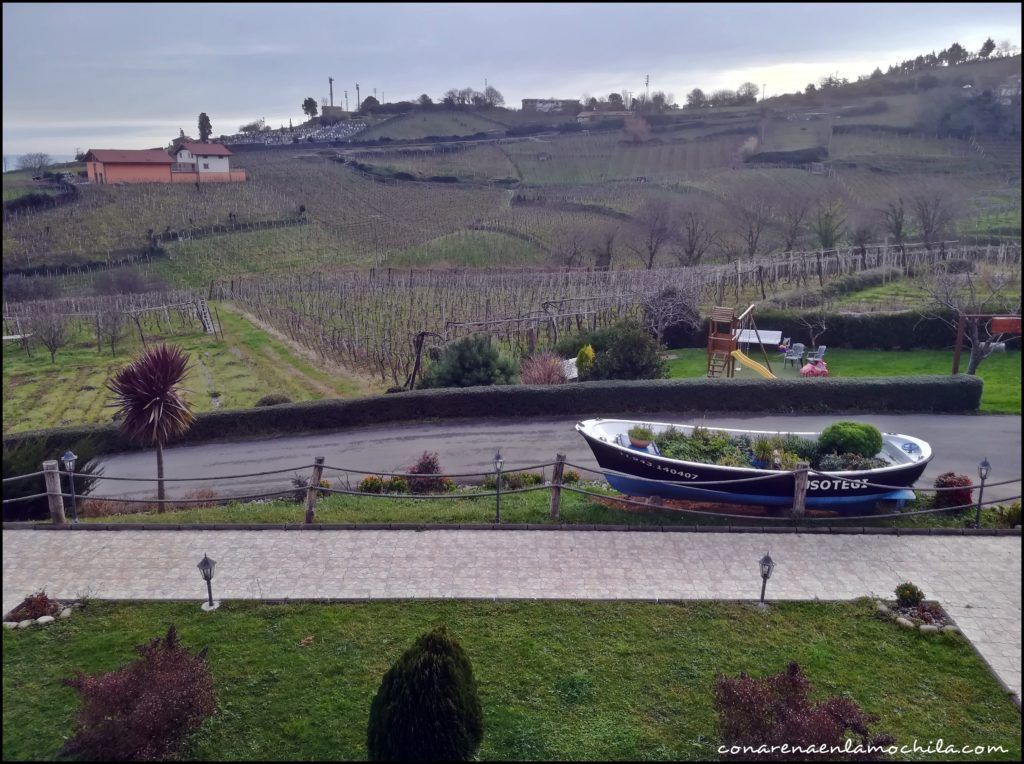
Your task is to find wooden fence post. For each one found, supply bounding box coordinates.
[42,460,67,525]
[549,453,566,521]
[791,462,809,519]
[305,456,325,524]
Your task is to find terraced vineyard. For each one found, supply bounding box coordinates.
[353,109,507,141]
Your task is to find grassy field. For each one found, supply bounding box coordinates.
[76,484,1016,529]
[665,348,1021,414]
[2,303,375,434]
[386,230,547,267]
[3,599,1019,761]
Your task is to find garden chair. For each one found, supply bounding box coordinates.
[807,345,827,362]
[783,342,805,368]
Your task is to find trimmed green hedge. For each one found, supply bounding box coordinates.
[3,376,982,458]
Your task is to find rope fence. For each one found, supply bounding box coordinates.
[3,453,1020,529]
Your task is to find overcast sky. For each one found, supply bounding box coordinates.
[3,3,1021,155]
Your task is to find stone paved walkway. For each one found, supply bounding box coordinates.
[3,530,1020,697]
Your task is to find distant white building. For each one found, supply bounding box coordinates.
[169,142,244,182]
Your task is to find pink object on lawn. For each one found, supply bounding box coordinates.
[800,360,829,377]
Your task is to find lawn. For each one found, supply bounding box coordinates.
[2,303,374,433]
[78,486,1016,530]
[665,348,1021,414]
[3,600,1019,761]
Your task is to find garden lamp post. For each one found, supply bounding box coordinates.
[61,450,78,523]
[197,553,218,611]
[758,552,775,607]
[976,458,990,529]
[494,450,504,524]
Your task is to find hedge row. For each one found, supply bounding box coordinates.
[662,309,977,350]
[3,376,982,458]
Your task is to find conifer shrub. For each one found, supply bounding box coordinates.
[895,581,925,608]
[575,344,596,379]
[60,625,215,761]
[418,334,518,388]
[714,661,893,761]
[586,321,667,381]
[366,625,483,762]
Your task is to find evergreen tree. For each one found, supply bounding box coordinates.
[197,112,212,142]
[587,321,667,380]
[367,626,483,761]
[419,334,517,388]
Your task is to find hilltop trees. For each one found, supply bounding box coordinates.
[359,95,380,113]
[197,113,212,143]
[302,97,318,118]
[238,118,266,135]
[17,152,51,171]
[978,37,996,59]
[685,88,707,109]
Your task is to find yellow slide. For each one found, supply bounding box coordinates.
[730,349,776,379]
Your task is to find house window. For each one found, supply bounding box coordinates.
[203,163,209,169]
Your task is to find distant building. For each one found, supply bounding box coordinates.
[169,142,245,182]
[83,143,245,184]
[320,106,350,120]
[83,149,174,184]
[522,98,582,114]
[996,76,1021,105]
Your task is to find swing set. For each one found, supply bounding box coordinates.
[706,304,777,379]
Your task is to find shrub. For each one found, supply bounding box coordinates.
[8,590,60,620]
[366,625,483,761]
[419,334,518,389]
[172,488,219,510]
[255,393,292,407]
[1,435,103,521]
[407,451,455,494]
[818,421,883,459]
[933,472,974,511]
[575,344,596,380]
[1000,502,1021,528]
[781,433,818,462]
[359,475,385,494]
[586,321,667,381]
[385,476,410,494]
[562,469,580,484]
[483,471,543,490]
[714,661,893,761]
[519,351,567,384]
[895,581,925,608]
[60,625,215,761]
[291,474,330,501]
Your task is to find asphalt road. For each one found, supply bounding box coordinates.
[92,413,1022,503]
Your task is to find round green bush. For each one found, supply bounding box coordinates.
[817,421,883,459]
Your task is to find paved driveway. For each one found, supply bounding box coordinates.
[3,529,1019,698]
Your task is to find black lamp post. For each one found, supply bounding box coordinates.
[975,458,991,529]
[758,552,775,607]
[61,450,78,523]
[197,553,218,611]
[494,450,504,524]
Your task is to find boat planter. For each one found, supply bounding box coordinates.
[576,418,931,512]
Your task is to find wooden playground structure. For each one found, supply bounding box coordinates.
[706,304,776,379]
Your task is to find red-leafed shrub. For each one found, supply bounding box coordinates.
[520,352,568,385]
[8,590,60,620]
[60,625,215,761]
[933,472,974,512]
[407,451,455,494]
[714,661,893,761]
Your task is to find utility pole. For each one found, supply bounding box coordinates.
[645,73,650,101]
[329,77,334,107]
[344,90,349,111]
[761,83,766,102]
[356,83,360,110]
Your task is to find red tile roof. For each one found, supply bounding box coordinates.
[177,142,233,157]
[83,149,173,164]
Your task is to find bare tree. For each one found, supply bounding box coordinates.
[910,189,957,252]
[629,199,679,269]
[97,308,127,357]
[776,194,813,252]
[733,192,775,257]
[17,152,52,172]
[810,196,847,250]
[639,285,701,345]
[797,310,829,348]
[674,208,718,266]
[880,197,907,255]
[917,265,1021,374]
[26,307,69,363]
[551,229,587,268]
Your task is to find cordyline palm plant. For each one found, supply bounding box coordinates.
[107,344,194,509]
